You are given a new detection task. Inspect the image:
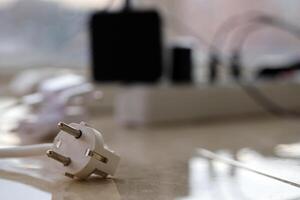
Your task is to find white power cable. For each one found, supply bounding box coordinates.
[0,143,52,158]
[198,149,300,189]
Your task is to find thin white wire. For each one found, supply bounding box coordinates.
[0,143,52,158]
[198,149,300,189]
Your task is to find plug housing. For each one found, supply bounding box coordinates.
[47,122,120,179]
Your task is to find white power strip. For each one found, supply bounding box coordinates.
[115,82,300,126]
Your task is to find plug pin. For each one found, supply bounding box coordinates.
[86,149,108,163]
[65,172,75,179]
[58,122,82,138]
[47,150,71,166]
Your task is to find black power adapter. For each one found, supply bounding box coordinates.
[170,46,193,83]
[89,1,163,83]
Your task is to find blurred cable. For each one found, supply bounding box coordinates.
[227,16,300,117]
[123,0,131,10]
[241,85,300,117]
[198,149,300,189]
[165,6,300,117]
[207,11,271,83]
[205,10,300,117]
[210,11,268,52]
[230,16,300,69]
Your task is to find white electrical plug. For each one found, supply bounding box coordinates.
[46,122,120,180]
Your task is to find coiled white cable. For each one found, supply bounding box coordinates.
[0,143,52,158]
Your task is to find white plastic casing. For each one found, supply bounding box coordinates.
[48,122,120,179]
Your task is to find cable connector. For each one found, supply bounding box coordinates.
[46,122,120,180]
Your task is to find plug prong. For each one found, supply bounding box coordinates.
[47,150,71,166]
[58,122,82,138]
[86,149,108,163]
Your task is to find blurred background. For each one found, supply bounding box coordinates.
[1,0,300,75]
[1,1,300,199]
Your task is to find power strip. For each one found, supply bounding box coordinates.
[115,82,300,126]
